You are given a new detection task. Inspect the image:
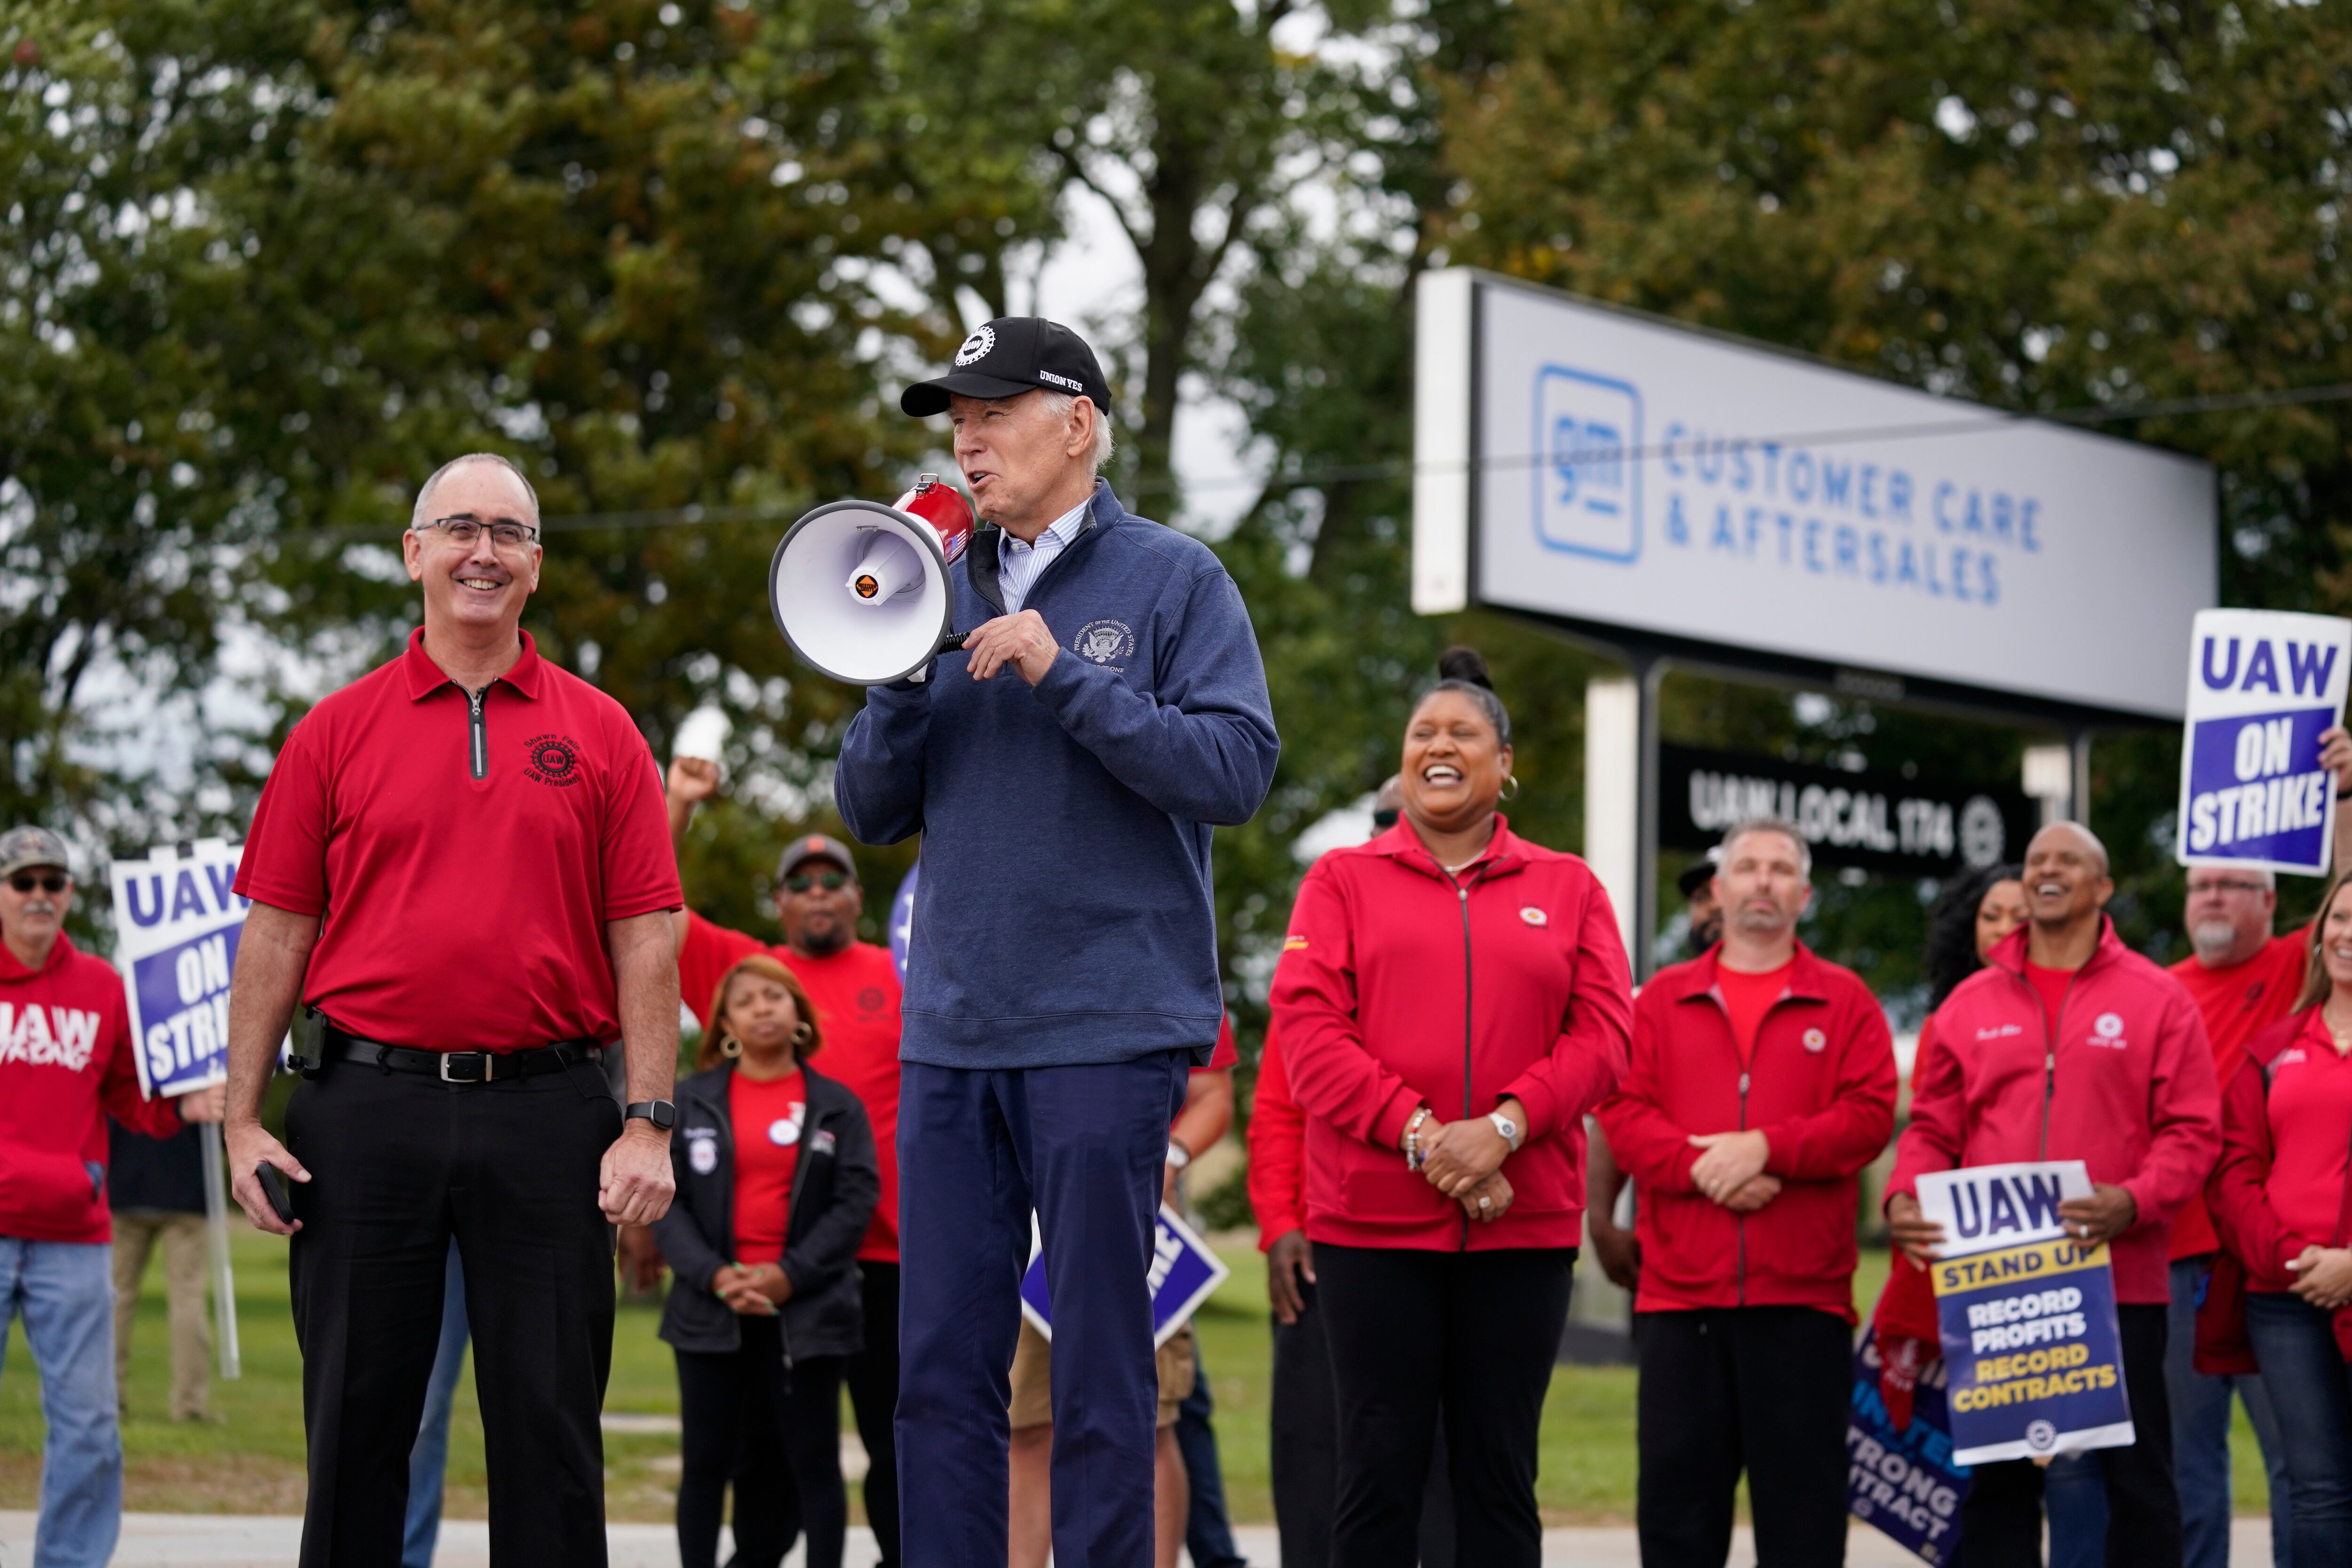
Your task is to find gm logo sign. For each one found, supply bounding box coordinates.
[1532,366,1642,563]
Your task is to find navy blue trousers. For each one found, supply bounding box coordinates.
[896,1052,1189,1568]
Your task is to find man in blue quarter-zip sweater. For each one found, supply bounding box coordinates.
[835,317,1279,1568]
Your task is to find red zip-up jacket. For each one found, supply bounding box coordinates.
[1247,1018,1306,1249]
[1598,943,1896,1321]
[1271,819,1633,1251]
[1888,918,2221,1304]
[2208,1010,2352,1291]
[0,933,187,1243]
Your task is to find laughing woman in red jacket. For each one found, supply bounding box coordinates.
[2207,867,2352,1568]
[1272,648,1634,1568]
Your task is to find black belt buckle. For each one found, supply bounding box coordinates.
[438,1051,489,1084]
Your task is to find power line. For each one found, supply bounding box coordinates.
[65,373,2352,550]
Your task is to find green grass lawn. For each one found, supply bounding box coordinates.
[0,1227,2276,1524]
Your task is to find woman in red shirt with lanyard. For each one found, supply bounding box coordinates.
[652,956,878,1568]
[1273,648,1633,1568]
[2206,867,2352,1568]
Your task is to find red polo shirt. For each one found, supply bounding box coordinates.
[680,912,904,1263]
[2168,928,2309,1258]
[236,628,681,1051]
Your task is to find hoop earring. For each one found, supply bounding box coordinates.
[1499,774,1521,802]
[792,1021,814,1047]
[718,1034,742,1059]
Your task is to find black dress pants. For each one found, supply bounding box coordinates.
[1633,1306,1854,1568]
[679,1321,848,1568]
[1960,1303,2183,1568]
[844,1259,900,1567]
[1271,1277,1456,1568]
[1316,1243,1574,1568]
[284,1057,621,1568]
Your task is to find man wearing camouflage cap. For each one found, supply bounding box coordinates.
[0,827,224,1568]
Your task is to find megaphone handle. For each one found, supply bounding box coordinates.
[938,631,969,654]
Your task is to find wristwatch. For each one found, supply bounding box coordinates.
[626,1099,677,1132]
[1488,1111,1523,1152]
[1165,1142,1192,1172]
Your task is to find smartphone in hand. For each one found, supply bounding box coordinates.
[256,1163,297,1225]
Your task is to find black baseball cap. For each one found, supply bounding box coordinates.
[1676,849,1723,899]
[900,317,1113,418]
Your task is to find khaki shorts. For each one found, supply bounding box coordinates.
[1008,1317,1195,1431]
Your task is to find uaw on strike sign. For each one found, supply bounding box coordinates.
[1919,1161,2134,1465]
[109,839,248,1098]
[2177,608,2352,876]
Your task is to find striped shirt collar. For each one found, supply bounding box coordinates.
[998,494,1090,616]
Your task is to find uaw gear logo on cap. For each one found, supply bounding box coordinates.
[954,325,996,366]
[1073,620,1136,667]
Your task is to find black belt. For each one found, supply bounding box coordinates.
[308,1025,603,1084]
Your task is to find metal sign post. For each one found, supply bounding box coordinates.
[198,1119,241,1380]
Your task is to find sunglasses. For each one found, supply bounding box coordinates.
[1372,809,1399,830]
[785,870,850,894]
[8,872,66,894]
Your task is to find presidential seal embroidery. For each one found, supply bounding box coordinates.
[954,325,996,366]
[687,1135,718,1176]
[1073,620,1136,666]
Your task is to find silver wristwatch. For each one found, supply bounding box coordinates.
[1488,1111,1523,1151]
[1165,1142,1192,1172]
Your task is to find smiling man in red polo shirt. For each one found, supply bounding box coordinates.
[665,757,908,1568]
[220,453,683,1568]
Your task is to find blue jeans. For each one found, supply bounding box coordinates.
[2245,1290,2352,1568]
[0,1237,121,1568]
[2044,1451,2108,1568]
[1176,1337,1248,1568]
[401,1240,471,1568]
[2169,1256,2292,1568]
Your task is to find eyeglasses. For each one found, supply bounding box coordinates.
[8,872,66,894]
[785,870,850,893]
[415,515,540,551]
[2186,878,2269,897]
[1372,809,1399,830]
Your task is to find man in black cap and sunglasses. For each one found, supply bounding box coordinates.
[660,759,911,1567]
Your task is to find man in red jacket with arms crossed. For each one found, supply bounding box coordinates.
[1599,816,1897,1568]
[1889,822,2221,1568]
[0,825,224,1568]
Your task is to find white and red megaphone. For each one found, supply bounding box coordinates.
[768,474,977,685]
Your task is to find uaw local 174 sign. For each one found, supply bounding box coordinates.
[1021,1205,1230,1350]
[109,839,249,1098]
[2177,608,2352,876]
[1918,1161,2134,1465]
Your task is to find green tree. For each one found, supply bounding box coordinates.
[1429,0,2352,965]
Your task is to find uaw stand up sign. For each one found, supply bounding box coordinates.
[1919,1162,2134,1465]
[2177,607,2352,876]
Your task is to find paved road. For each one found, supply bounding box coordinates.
[0,1511,2283,1566]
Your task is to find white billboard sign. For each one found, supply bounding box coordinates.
[1413,270,2217,718]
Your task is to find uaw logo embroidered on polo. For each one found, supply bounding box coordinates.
[1520,907,1548,926]
[1073,620,1136,667]
[858,987,886,1014]
[2090,1012,2127,1048]
[954,325,996,366]
[523,733,584,787]
[1803,1027,1827,1053]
